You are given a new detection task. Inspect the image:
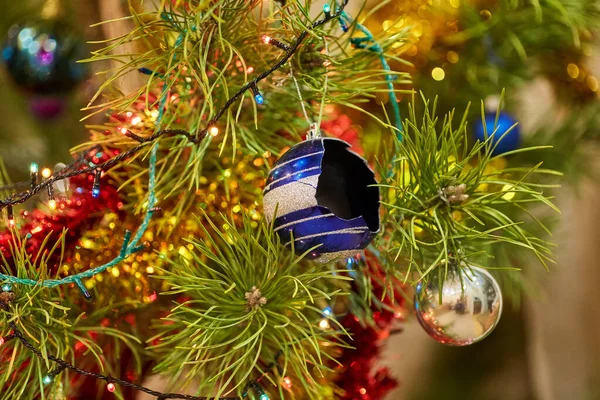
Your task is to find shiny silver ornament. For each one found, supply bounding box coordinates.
[414,266,503,346]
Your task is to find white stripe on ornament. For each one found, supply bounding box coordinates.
[274,213,335,232]
[263,166,321,192]
[263,176,319,221]
[293,227,370,242]
[269,151,324,172]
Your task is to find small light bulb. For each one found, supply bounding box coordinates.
[107,382,116,392]
[259,394,269,400]
[319,318,330,330]
[7,205,15,228]
[30,162,38,174]
[323,306,333,317]
[92,168,102,198]
[119,127,128,135]
[323,3,331,13]
[283,376,292,389]
[255,94,264,105]
[41,168,52,178]
[210,126,219,137]
[261,35,272,44]
[48,199,57,210]
[43,375,53,385]
[131,116,142,125]
[2,284,12,292]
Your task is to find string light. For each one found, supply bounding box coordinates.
[7,205,15,228]
[9,319,286,400]
[260,35,290,51]
[210,126,219,137]
[47,185,56,210]
[323,3,332,17]
[30,162,38,189]
[74,276,93,301]
[0,0,348,211]
[340,20,349,32]
[138,67,153,75]
[2,283,12,292]
[0,4,358,399]
[122,129,146,142]
[42,366,66,386]
[282,376,292,389]
[92,168,102,198]
[322,306,333,317]
[319,318,330,330]
[251,84,264,105]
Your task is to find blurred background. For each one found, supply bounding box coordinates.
[1,1,599,399]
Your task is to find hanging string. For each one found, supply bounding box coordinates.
[316,37,330,132]
[289,64,312,128]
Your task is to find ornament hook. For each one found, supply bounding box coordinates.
[307,123,322,140]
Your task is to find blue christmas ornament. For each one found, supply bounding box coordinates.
[473,111,520,156]
[263,138,380,263]
[2,20,86,94]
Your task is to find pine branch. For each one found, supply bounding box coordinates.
[377,94,560,286]
[0,0,354,212]
[6,322,239,400]
[149,211,350,398]
[0,232,141,400]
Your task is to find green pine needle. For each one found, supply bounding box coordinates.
[377,94,559,287]
[149,211,350,398]
[0,232,142,400]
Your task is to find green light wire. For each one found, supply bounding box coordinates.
[0,85,167,297]
[0,146,158,296]
[338,7,403,140]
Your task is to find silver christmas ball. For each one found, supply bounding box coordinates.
[414,266,503,346]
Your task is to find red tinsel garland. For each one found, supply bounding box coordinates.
[0,156,122,272]
[334,252,403,400]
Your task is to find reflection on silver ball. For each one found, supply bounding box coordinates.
[414,267,503,346]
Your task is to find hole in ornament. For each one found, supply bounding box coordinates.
[316,140,379,231]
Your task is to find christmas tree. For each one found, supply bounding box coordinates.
[0,0,597,399]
